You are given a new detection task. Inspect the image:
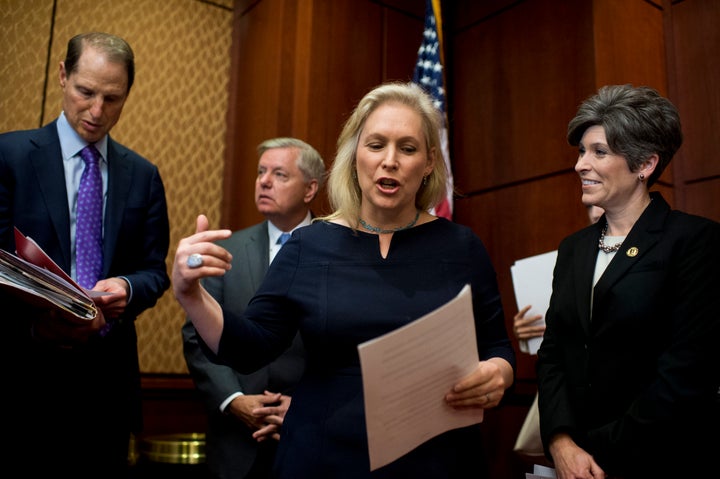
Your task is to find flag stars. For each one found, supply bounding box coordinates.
[424,28,437,41]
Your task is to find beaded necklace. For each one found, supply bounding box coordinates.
[359,210,420,234]
[598,222,624,253]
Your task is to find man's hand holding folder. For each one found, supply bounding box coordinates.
[0,227,106,345]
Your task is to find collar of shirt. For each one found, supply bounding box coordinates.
[267,211,313,246]
[268,212,312,264]
[57,111,109,163]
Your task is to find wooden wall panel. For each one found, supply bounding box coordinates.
[445,0,521,31]
[593,0,667,94]
[450,0,593,194]
[684,179,720,223]
[667,0,720,219]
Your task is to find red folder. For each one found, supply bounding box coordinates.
[0,227,97,323]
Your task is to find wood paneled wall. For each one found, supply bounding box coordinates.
[222,0,719,477]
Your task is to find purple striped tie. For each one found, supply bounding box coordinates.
[77,144,103,289]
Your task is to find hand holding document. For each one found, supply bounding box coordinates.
[358,284,483,471]
[510,250,557,355]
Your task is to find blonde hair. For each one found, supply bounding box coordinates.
[321,82,447,227]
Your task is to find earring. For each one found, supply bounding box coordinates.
[639,173,645,181]
[352,170,357,180]
[422,176,428,186]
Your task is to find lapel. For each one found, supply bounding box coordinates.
[591,193,670,321]
[572,222,603,336]
[103,138,132,275]
[29,123,73,270]
[244,222,270,292]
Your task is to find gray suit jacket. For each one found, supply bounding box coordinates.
[182,221,305,478]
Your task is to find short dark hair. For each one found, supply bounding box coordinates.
[567,84,682,187]
[64,32,135,94]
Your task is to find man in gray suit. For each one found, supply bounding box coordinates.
[182,137,325,478]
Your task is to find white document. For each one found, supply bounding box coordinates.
[510,250,558,354]
[357,284,483,471]
[526,464,557,478]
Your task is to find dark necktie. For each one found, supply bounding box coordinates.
[76,144,103,289]
[277,232,291,245]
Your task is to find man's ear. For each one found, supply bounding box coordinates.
[59,61,67,88]
[304,179,319,203]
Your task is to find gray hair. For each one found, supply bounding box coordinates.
[257,137,326,192]
[567,84,682,187]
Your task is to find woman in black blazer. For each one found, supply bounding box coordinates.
[537,84,720,478]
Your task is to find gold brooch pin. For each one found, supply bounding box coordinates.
[626,247,639,257]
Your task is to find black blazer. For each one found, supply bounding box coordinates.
[182,221,305,478]
[537,192,720,477]
[0,120,170,467]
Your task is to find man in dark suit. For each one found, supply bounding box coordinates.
[0,32,170,479]
[182,137,325,479]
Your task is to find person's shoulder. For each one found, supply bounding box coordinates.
[293,220,350,247]
[417,217,489,252]
[107,137,156,167]
[425,216,477,238]
[216,221,266,246]
[234,221,267,239]
[302,220,338,232]
[0,122,56,148]
[0,128,32,142]
[666,208,720,236]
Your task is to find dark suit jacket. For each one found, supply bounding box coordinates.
[537,192,720,477]
[182,221,305,479]
[0,121,170,474]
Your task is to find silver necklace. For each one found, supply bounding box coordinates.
[598,222,623,253]
[359,210,420,234]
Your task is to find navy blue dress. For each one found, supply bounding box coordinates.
[218,218,514,478]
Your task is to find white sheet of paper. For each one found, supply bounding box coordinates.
[357,284,483,471]
[510,250,558,354]
[528,464,557,478]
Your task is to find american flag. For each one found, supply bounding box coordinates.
[413,0,453,220]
